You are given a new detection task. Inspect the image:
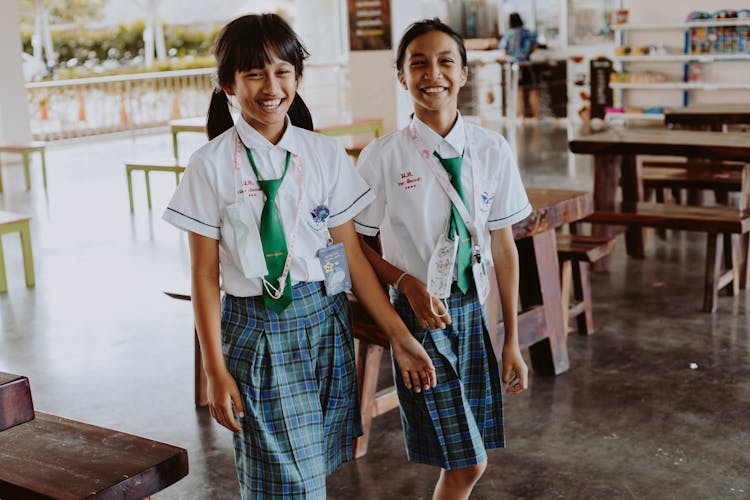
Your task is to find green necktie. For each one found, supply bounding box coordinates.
[434,151,472,294]
[246,148,292,313]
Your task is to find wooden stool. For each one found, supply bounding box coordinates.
[0,142,47,192]
[557,234,615,335]
[125,161,185,212]
[0,211,35,294]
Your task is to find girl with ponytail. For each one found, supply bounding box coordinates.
[163,13,435,499]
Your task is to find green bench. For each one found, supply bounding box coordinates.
[0,142,47,192]
[0,211,35,294]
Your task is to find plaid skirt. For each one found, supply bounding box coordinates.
[222,282,361,499]
[391,284,505,469]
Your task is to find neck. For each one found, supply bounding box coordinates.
[415,108,458,137]
[243,112,286,145]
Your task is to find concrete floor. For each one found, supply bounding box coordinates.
[1,123,748,499]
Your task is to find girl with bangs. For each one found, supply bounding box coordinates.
[163,13,435,499]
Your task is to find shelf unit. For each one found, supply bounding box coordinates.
[611,18,750,112]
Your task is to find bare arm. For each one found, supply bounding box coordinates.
[329,222,436,392]
[188,232,243,431]
[357,235,451,331]
[490,226,528,393]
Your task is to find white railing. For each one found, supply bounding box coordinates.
[25,62,351,141]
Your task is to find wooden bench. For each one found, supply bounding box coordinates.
[641,160,745,206]
[0,372,188,499]
[0,211,35,294]
[585,202,750,312]
[126,161,185,212]
[0,142,47,192]
[556,234,616,335]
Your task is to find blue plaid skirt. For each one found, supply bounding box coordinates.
[391,285,505,469]
[222,282,361,499]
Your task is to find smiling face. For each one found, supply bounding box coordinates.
[225,51,299,144]
[398,30,468,126]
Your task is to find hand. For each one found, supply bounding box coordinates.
[206,368,244,432]
[501,344,528,394]
[391,333,437,393]
[399,275,452,330]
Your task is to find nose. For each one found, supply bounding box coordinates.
[425,61,441,81]
[262,74,281,94]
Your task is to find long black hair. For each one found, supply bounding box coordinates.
[206,13,313,140]
[395,18,467,73]
[509,12,524,29]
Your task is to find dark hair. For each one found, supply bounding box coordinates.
[206,13,313,140]
[395,18,467,73]
[509,12,524,29]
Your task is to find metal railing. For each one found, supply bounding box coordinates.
[25,62,350,141]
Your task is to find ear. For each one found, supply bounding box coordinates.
[459,65,468,87]
[397,71,408,90]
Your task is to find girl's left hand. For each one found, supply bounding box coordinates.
[501,345,528,394]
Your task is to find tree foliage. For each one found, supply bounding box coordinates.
[18,0,108,27]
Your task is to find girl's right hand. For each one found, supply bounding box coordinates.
[207,368,244,433]
[391,334,437,393]
[399,275,452,330]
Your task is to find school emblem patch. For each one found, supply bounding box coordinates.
[309,204,330,231]
[480,192,494,212]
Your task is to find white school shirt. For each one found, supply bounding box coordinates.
[163,115,375,297]
[354,114,531,284]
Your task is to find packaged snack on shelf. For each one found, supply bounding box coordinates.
[738,10,750,53]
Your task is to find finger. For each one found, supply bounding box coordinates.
[401,369,413,389]
[420,370,432,391]
[409,371,423,393]
[428,367,437,388]
[231,390,245,419]
[218,401,242,432]
[418,317,428,329]
[434,299,451,325]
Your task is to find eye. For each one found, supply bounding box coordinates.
[441,58,454,64]
[410,60,425,67]
[244,71,263,79]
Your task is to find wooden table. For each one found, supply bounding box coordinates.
[569,129,750,258]
[665,104,750,130]
[0,372,188,499]
[487,188,594,376]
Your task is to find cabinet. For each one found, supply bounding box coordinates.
[610,18,750,120]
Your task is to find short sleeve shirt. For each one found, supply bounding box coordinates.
[354,114,531,284]
[163,115,375,297]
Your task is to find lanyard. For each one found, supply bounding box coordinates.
[234,130,304,297]
[408,122,481,247]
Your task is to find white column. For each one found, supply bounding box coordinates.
[349,0,424,133]
[0,0,32,143]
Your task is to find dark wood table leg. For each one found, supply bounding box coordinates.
[517,231,569,376]
[620,153,647,258]
[592,154,622,270]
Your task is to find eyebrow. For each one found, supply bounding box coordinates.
[409,50,457,59]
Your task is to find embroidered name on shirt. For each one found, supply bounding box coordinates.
[239,179,262,197]
[397,171,422,190]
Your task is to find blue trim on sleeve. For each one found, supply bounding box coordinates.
[488,202,531,223]
[330,188,372,218]
[166,207,219,228]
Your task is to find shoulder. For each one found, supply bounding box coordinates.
[359,128,408,163]
[292,125,343,158]
[466,122,511,151]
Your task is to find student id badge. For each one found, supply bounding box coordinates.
[317,241,352,296]
[472,249,490,305]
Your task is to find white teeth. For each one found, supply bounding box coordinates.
[422,87,445,94]
[260,99,282,108]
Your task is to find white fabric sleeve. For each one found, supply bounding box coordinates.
[352,141,386,237]
[162,150,222,239]
[326,145,375,228]
[487,138,532,231]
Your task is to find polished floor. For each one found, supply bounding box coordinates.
[1,123,749,499]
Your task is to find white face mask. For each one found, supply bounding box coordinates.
[425,219,458,317]
[225,201,268,279]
